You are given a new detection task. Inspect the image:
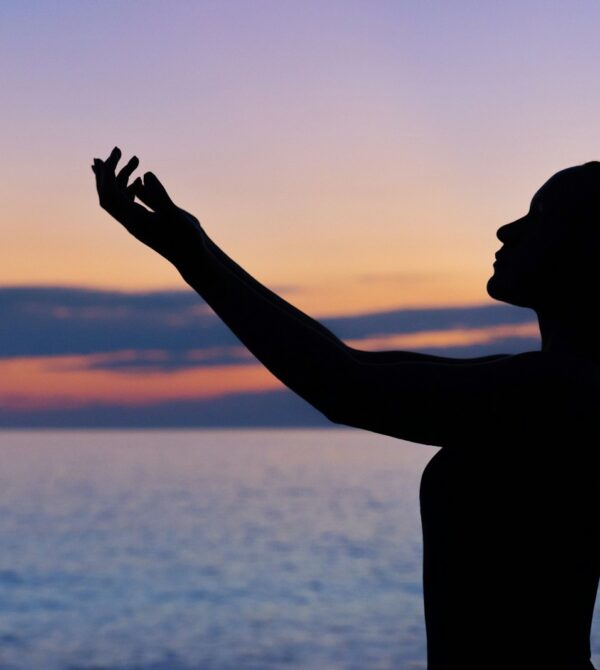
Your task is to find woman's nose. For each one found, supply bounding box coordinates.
[495,224,511,243]
[496,218,524,244]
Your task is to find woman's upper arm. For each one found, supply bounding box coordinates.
[328,350,575,448]
[345,346,510,366]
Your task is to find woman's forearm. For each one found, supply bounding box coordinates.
[202,234,350,349]
[174,233,353,420]
[91,149,353,415]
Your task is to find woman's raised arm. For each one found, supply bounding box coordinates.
[92,147,355,422]
[94,148,588,449]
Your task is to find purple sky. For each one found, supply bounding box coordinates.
[0,1,597,424]
[3,1,600,311]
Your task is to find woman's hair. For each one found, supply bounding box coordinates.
[551,162,600,300]
[573,160,600,207]
[552,162,600,234]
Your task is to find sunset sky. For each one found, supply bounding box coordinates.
[2,1,599,426]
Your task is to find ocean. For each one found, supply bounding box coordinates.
[0,429,597,670]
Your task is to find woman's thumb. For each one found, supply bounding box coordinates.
[142,172,176,212]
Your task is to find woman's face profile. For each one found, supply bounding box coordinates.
[486,166,596,312]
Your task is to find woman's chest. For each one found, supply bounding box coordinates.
[419,446,598,548]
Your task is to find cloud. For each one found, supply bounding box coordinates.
[79,347,254,373]
[324,303,537,340]
[0,286,229,358]
[345,322,540,351]
[0,388,334,428]
[0,286,542,427]
[0,286,539,363]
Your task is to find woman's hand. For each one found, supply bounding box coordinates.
[92,146,206,266]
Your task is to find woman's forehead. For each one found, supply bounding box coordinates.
[532,167,588,209]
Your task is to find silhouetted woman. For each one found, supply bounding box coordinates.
[93,148,599,670]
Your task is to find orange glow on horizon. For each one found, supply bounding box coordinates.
[0,320,539,411]
[345,322,539,350]
[0,355,282,410]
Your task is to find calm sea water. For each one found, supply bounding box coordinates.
[0,429,597,670]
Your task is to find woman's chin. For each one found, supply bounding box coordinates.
[487,271,516,303]
[486,272,503,300]
[486,273,533,309]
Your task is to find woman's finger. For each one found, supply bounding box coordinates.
[117,155,139,189]
[93,155,123,213]
[126,176,143,201]
[104,146,122,175]
[143,171,176,212]
[92,158,106,197]
[133,180,158,211]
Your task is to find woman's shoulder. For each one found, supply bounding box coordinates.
[535,350,600,388]
[503,349,600,383]
[480,350,599,439]
[531,350,600,425]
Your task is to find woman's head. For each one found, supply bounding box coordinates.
[487,162,600,313]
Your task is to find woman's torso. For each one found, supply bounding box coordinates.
[419,438,599,670]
